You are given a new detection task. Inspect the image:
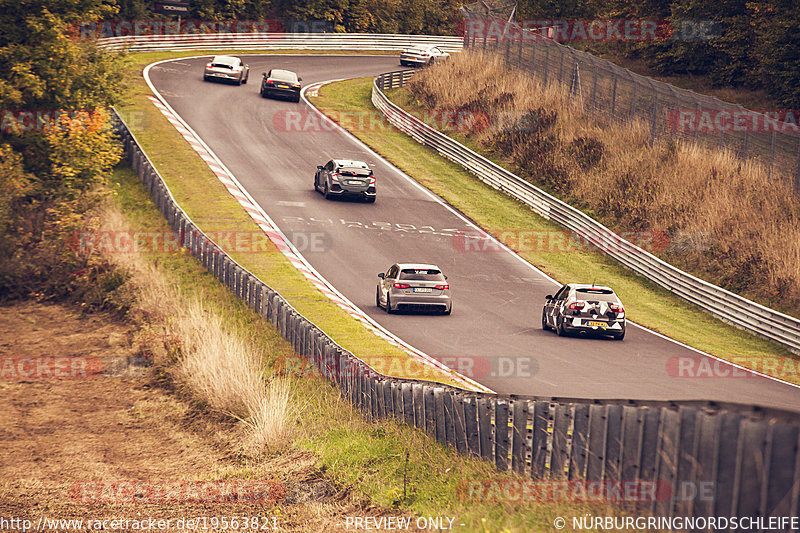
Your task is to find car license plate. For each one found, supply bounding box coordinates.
[278,83,289,88]
[347,180,361,185]
[413,288,432,293]
[586,321,606,328]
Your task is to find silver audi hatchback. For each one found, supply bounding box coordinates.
[376,263,451,314]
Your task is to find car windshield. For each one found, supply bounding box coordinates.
[270,70,297,82]
[399,268,445,281]
[575,288,617,302]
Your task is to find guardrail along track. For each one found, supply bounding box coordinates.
[97,33,464,52]
[111,56,800,520]
[372,70,800,356]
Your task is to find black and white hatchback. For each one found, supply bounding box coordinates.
[542,284,626,340]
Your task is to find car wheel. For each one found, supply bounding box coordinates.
[203,75,209,81]
[294,94,301,103]
[541,309,551,331]
[428,58,435,66]
[386,295,395,314]
[612,329,625,341]
[365,196,376,203]
[443,303,451,315]
[323,182,331,200]
[237,74,243,86]
[260,88,265,98]
[376,287,383,309]
[243,73,248,84]
[313,177,318,192]
[556,316,568,337]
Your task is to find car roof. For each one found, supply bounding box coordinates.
[396,263,442,271]
[211,55,238,63]
[333,160,369,168]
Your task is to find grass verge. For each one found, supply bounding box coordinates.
[110,162,624,531]
[115,50,464,387]
[308,76,800,385]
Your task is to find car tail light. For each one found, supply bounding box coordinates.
[435,284,449,290]
[568,301,585,310]
[609,303,624,313]
[369,177,376,185]
[205,63,212,69]
[265,79,274,86]
[330,173,340,182]
[393,283,410,289]
[292,83,300,88]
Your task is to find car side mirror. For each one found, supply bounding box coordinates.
[317,165,323,170]
[377,273,385,279]
[444,275,448,280]
[298,76,303,82]
[262,72,267,77]
[545,294,553,300]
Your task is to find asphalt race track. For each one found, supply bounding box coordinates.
[148,55,800,411]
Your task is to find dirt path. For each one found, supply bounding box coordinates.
[0,302,393,532]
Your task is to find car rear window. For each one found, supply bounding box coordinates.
[212,61,235,68]
[399,269,445,281]
[270,71,297,82]
[338,167,371,177]
[575,288,617,301]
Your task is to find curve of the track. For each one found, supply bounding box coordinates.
[149,55,800,411]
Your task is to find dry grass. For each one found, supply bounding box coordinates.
[97,205,295,451]
[408,51,800,316]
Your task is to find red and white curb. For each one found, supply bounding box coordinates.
[142,61,489,393]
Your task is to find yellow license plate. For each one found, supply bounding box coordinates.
[587,321,606,328]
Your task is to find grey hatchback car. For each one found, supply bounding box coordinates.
[377,263,451,314]
[542,283,626,339]
[314,159,376,202]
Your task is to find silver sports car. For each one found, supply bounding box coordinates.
[377,263,451,314]
[203,55,249,85]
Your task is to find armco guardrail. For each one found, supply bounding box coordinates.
[112,103,800,522]
[373,70,800,355]
[97,33,464,52]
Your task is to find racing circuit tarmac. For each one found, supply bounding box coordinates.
[147,55,800,411]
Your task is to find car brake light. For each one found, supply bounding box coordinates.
[266,79,274,85]
[393,283,410,289]
[292,83,300,88]
[330,173,339,182]
[435,284,449,290]
[205,63,212,68]
[609,303,624,313]
[568,301,585,310]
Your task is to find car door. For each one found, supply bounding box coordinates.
[547,284,569,325]
[381,265,398,302]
